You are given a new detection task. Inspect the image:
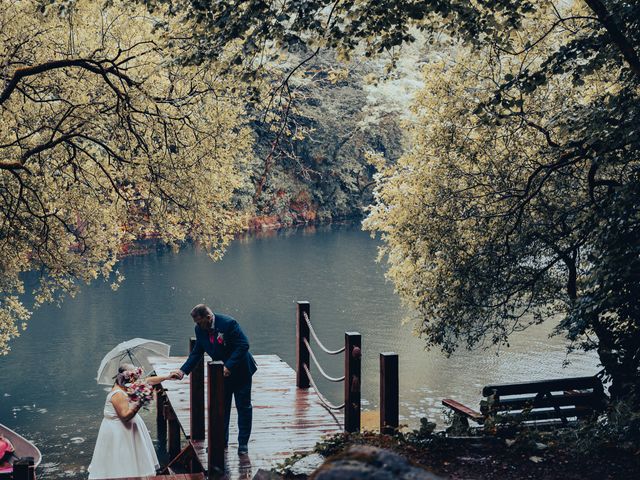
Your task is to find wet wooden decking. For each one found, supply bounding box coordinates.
[150,355,342,479]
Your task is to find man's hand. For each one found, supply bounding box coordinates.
[223,366,231,377]
[170,370,185,380]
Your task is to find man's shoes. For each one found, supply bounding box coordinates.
[237,444,248,455]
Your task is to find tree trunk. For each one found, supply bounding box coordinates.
[583,0,640,78]
[594,323,640,405]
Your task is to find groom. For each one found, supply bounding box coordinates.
[171,304,257,455]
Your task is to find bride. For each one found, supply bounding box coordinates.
[88,364,176,479]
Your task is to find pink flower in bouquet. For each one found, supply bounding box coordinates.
[126,380,154,408]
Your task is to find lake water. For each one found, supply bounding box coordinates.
[0,224,598,478]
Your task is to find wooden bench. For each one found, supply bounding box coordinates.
[443,376,607,430]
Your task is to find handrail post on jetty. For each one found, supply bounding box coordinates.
[344,332,362,433]
[156,385,168,449]
[13,457,35,480]
[190,337,205,440]
[166,403,181,459]
[207,361,225,474]
[296,301,311,388]
[380,352,399,434]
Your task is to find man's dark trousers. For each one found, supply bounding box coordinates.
[224,376,252,446]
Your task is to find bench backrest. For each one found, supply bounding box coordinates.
[480,376,606,424]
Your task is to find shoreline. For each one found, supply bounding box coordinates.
[117,216,364,258]
[277,426,639,479]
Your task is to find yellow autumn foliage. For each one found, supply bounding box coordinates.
[0,0,254,354]
[364,3,627,352]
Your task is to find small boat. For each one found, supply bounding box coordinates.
[0,423,41,478]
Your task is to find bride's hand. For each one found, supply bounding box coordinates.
[145,372,180,385]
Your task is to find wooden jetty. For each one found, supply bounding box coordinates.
[150,354,343,478]
[148,301,367,479]
[151,302,398,479]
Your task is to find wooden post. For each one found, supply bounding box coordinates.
[13,457,35,480]
[380,352,399,434]
[166,404,181,459]
[208,360,225,474]
[296,301,310,388]
[155,384,167,450]
[190,337,205,440]
[344,332,362,433]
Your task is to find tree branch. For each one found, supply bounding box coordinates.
[0,58,137,106]
[583,0,640,78]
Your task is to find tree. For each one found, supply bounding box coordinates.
[154,0,640,398]
[363,3,640,400]
[0,0,253,354]
[562,183,640,400]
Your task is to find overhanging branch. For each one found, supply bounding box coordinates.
[0,58,137,106]
[583,0,640,78]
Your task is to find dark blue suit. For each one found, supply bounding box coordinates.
[180,313,257,446]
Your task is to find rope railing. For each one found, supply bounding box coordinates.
[297,301,361,432]
[303,338,345,382]
[303,311,345,355]
[303,363,345,411]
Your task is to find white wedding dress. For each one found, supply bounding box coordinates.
[88,389,159,479]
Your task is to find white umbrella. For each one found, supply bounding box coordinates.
[96,338,171,385]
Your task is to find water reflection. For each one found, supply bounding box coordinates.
[0,224,598,478]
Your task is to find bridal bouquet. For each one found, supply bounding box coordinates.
[126,380,154,408]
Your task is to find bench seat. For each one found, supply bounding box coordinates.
[443,375,607,429]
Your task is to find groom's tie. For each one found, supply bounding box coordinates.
[209,329,216,344]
